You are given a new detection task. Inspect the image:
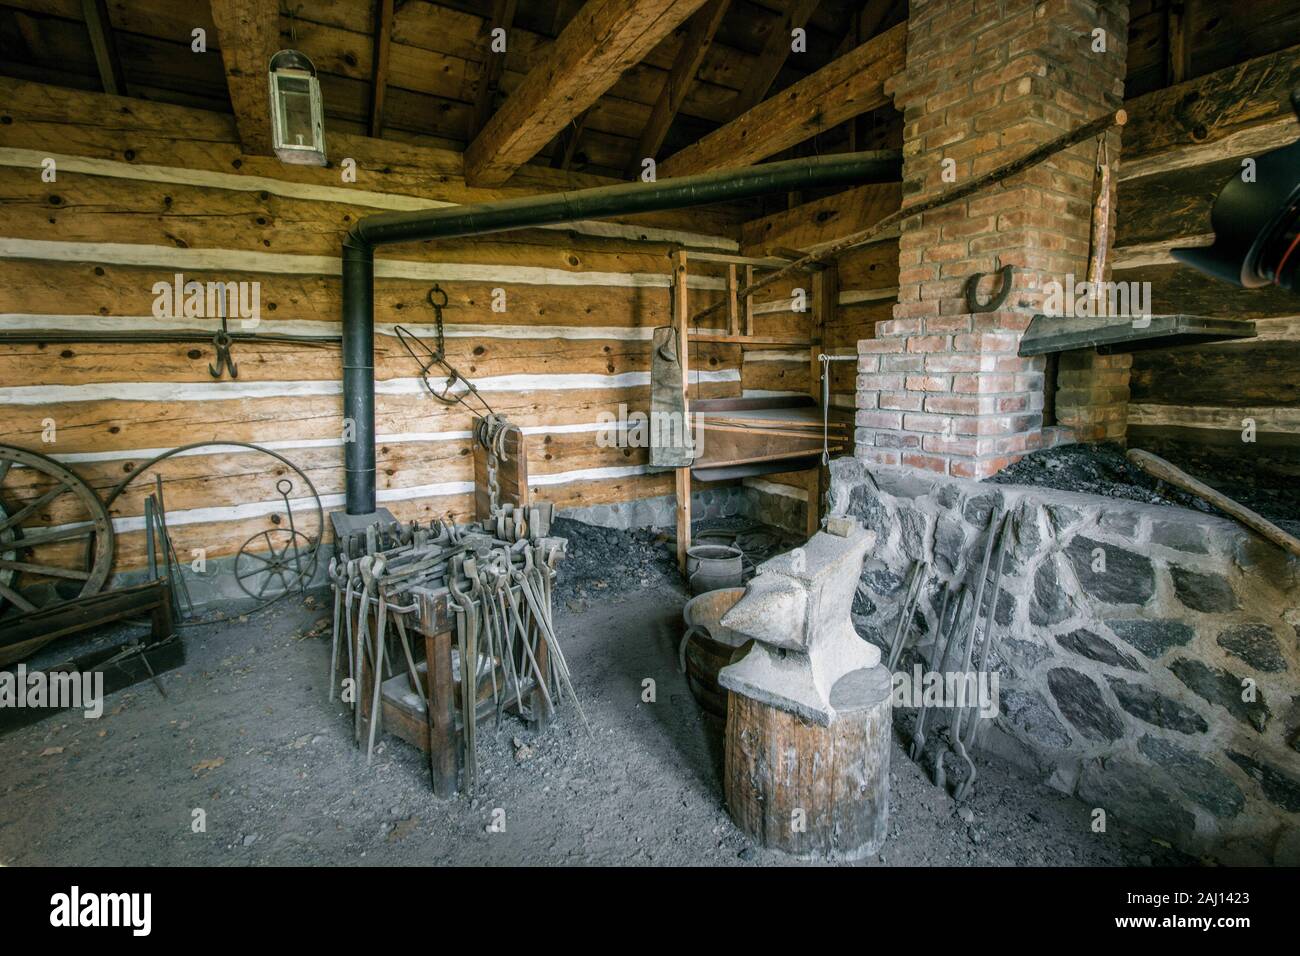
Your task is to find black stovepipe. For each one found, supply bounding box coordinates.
[340,150,901,516]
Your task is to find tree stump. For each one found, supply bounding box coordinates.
[724,666,891,860]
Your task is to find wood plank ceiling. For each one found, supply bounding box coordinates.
[0,0,907,182]
[1,0,1297,184]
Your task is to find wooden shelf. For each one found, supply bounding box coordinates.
[1018,314,1257,356]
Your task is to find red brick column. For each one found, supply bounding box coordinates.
[857,0,1129,478]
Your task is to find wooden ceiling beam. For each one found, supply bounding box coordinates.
[731,0,822,115]
[81,0,126,96]
[660,20,906,177]
[469,0,518,141]
[209,0,280,155]
[1121,41,1300,178]
[626,0,730,177]
[369,0,395,137]
[463,0,713,187]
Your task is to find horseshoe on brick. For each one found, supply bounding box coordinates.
[963,264,1014,313]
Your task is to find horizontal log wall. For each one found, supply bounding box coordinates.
[1115,46,1300,488]
[0,77,750,571]
[734,182,902,508]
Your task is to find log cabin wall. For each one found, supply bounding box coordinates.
[0,77,755,574]
[1115,42,1300,495]
[732,181,902,526]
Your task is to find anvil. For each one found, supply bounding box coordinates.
[717,519,879,725]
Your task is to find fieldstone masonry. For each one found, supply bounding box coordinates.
[829,458,1300,864]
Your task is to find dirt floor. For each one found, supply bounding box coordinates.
[0,520,1192,867]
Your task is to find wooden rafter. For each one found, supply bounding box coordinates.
[469,0,517,141]
[209,0,280,155]
[463,0,712,187]
[730,0,822,115]
[660,20,906,177]
[1166,0,1192,86]
[81,0,126,96]
[832,0,897,58]
[626,0,730,177]
[369,0,395,137]
[549,108,593,169]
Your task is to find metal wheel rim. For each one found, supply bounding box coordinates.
[235,528,314,601]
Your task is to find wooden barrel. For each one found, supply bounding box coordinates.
[724,666,892,860]
[681,587,746,717]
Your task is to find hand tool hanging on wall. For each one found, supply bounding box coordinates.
[0,330,341,383]
[393,284,499,413]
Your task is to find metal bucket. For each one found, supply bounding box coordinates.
[685,544,744,595]
[679,586,748,717]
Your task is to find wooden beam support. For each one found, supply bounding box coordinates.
[660,21,906,177]
[626,0,730,177]
[81,0,126,96]
[209,0,281,155]
[833,0,898,58]
[741,181,901,257]
[1165,0,1191,87]
[464,0,712,187]
[731,0,822,115]
[469,0,518,141]
[673,248,692,575]
[369,0,395,138]
[1122,42,1300,180]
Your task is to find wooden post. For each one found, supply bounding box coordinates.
[673,249,692,574]
[425,628,458,799]
[804,466,820,539]
[726,263,740,336]
[743,264,755,337]
[724,667,892,860]
[530,629,552,730]
[811,263,837,399]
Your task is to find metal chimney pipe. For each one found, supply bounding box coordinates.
[340,150,901,516]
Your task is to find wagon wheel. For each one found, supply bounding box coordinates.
[0,444,115,616]
[235,528,313,602]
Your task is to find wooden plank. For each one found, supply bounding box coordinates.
[369,0,395,137]
[208,0,280,155]
[1165,0,1191,86]
[811,263,837,398]
[741,182,901,257]
[729,0,821,115]
[1130,341,1300,408]
[463,0,711,186]
[80,0,126,95]
[1121,42,1300,177]
[659,21,906,177]
[626,0,729,176]
[468,0,517,140]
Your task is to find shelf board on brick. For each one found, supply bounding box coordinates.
[1018,315,1257,356]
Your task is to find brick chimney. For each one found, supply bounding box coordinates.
[857,0,1130,479]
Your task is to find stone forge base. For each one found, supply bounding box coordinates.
[724,666,892,860]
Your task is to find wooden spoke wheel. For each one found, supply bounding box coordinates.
[0,444,115,616]
[235,528,313,602]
